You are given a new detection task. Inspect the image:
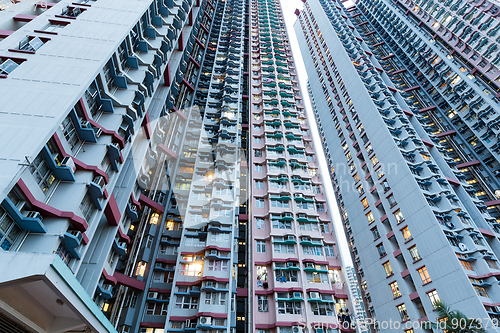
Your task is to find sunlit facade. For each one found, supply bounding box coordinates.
[296,0,500,331]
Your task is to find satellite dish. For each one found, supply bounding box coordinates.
[459,243,469,252]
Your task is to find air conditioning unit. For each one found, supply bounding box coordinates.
[195,255,203,260]
[199,316,212,325]
[310,292,320,299]
[305,263,314,268]
[205,281,214,287]
[494,306,500,313]
[287,235,295,240]
[61,156,76,172]
[147,292,158,299]
[292,326,304,333]
[185,319,191,328]
[210,250,218,255]
[287,262,294,267]
[293,292,301,298]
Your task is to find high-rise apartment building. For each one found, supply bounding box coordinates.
[346,266,367,331]
[248,1,352,333]
[296,0,500,330]
[0,0,352,332]
[0,0,250,332]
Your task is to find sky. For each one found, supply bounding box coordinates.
[279,0,354,266]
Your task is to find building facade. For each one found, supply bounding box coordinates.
[346,266,367,331]
[296,0,500,331]
[249,1,353,333]
[0,0,250,332]
[0,0,352,333]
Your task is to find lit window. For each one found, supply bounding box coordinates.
[361,198,369,209]
[417,266,432,284]
[149,213,160,225]
[370,155,379,166]
[376,167,385,179]
[366,211,375,224]
[428,290,440,308]
[401,227,412,241]
[135,261,147,277]
[390,281,401,298]
[394,209,404,223]
[383,261,393,276]
[397,304,409,321]
[409,246,421,261]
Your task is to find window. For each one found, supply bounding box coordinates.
[254,137,262,144]
[255,199,265,208]
[428,290,440,308]
[390,281,401,298]
[255,150,262,157]
[394,209,404,223]
[401,227,412,241]
[271,199,290,208]
[366,211,375,224]
[319,223,330,233]
[146,302,168,315]
[397,304,409,321]
[61,114,80,152]
[311,302,335,316]
[377,243,386,257]
[255,164,263,172]
[473,285,489,297]
[459,259,474,271]
[175,295,199,309]
[381,179,390,191]
[0,206,22,251]
[409,246,421,261]
[256,241,266,253]
[55,243,73,266]
[255,181,264,189]
[205,292,227,305]
[316,203,325,212]
[180,263,203,276]
[383,261,393,276]
[135,261,147,278]
[254,125,261,131]
[275,244,295,254]
[387,194,397,207]
[356,184,364,196]
[256,218,265,229]
[361,198,369,209]
[258,296,269,312]
[146,235,154,248]
[370,155,379,166]
[376,167,385,179]
[325,245,335,257]
[29,152,56,194]
[208,260,228,271]
[486,259,499,269]
[371,227,380,240]
[418,266,431,284]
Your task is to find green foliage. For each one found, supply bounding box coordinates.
[422,301,486,333]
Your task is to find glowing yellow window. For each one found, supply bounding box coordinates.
[401,227,412,241]
[135,261,147,277]
[150,213,160,225]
